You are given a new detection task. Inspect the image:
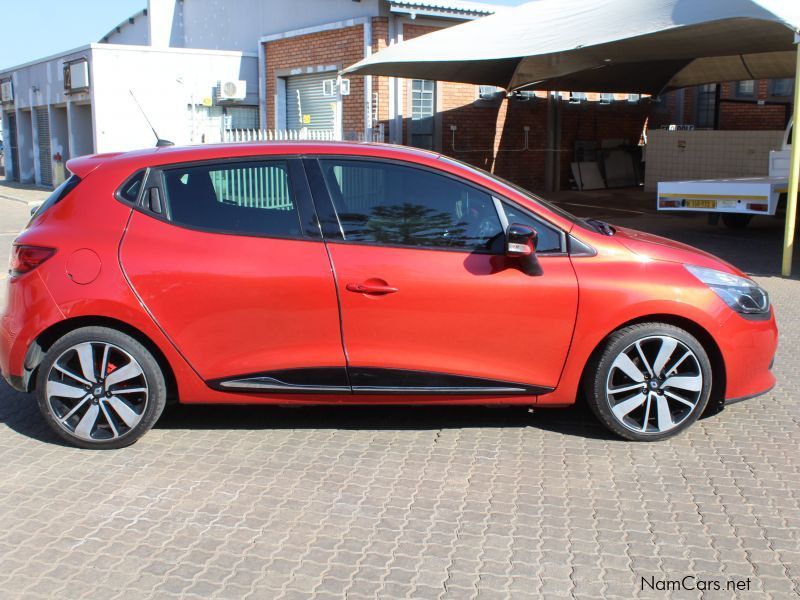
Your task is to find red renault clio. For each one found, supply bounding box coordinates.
[1,142,777,449]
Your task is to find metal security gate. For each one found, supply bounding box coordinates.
[286,72,336,133]
[6,113,19,181]
[35,108,52,186]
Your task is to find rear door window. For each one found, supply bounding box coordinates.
[161,160,302,238]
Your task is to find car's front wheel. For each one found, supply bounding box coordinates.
[584,323,712,441]
[36,326,167,449]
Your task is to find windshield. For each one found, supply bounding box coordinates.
[438,155,590,229]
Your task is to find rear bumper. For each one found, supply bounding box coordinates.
[0,271,64,392]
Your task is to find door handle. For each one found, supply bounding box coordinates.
[346,282,399,295]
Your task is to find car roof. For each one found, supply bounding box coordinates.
[66,141,443,178]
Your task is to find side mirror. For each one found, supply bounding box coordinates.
[506,224,537,256]
[505,224,543,276]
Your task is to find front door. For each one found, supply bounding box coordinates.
[119,158,347,389]
[309,157,578,395]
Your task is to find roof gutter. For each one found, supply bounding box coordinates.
[388,3,494,21]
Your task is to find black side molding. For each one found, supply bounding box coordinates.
[209,367,550,396]
[208,367,349,394]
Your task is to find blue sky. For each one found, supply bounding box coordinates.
[1,0,527,70]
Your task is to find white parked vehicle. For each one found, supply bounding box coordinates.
[657,120,792,228]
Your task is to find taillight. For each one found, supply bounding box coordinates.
[9,245,56,277]
[659,199,681,208]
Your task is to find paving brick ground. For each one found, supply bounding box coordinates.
[0,179,798,599]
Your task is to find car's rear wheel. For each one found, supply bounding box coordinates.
[584,323,712,441]
[36,327,166,449]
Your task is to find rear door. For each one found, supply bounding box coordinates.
[306,157,579,396]
[119,157,348,391]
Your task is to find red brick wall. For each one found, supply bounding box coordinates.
[263,18,668,191]
[660,81,791,130]
[264,24,366,138]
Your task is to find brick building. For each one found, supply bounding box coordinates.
[659,79,794,131]
[260,1,655,192]
[3,0,793,191]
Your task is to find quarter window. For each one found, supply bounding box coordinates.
[319,159,504,252]
[118,172,144,204]
[162,160,301,237]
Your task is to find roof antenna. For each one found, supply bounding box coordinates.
[129,89,174,147]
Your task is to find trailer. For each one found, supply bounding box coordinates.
[657,121,791,229]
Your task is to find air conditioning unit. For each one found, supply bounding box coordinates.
[217,80,247,101]
[0,80,13,103]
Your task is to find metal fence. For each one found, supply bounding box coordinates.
[222,124,385,144]
[223,129,338,143]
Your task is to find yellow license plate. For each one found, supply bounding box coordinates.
[686,199,717,209]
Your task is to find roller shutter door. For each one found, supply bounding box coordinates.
[285,72,335,132]
[6,113,19,181]
[35,108,52,186]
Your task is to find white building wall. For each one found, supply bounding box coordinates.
[148,0,184,47]
[104,15,150,46]
[1,48,92,111]
[90,45,257,152]
[181,0,382,52]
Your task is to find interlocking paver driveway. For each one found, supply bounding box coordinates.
[0,183,797,599]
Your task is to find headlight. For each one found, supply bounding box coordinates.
[685,265,769,314]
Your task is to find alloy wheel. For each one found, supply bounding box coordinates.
[45,341,149,442]
[604,335,703,434]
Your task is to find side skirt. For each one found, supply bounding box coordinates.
[208,367,551,396]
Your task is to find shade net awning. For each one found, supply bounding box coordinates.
[344,0,800,95]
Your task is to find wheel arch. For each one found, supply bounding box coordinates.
[579,313,726,414]
[23,316,178,402]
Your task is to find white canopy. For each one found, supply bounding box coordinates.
[345,0,800,94]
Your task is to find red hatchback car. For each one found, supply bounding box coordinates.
[1,142,777,449]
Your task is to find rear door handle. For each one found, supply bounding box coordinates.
[346,282,399,295]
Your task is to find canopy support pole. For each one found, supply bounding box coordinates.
[781,37,800,277]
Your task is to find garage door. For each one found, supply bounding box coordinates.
[286,72,336,133]
[35,108,52,186]
[6,113,18,181]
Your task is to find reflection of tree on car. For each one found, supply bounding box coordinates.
[339,203,486,249]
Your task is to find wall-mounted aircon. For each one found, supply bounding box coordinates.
[217,80,247,101]
[1,80,14,103]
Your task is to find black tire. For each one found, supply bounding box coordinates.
[36,326,167,449]
[583,323,712,442]
[721,213,753,229]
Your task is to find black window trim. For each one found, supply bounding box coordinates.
[304,154,569,257]
[123,156,323,242]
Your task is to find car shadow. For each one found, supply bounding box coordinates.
[154,401,615,440]
[0,380,621,446]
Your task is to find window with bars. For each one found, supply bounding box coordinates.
[734,80,756,98]
[769,78,794,97]
[695,84,717,129]
[410,80,435,150]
